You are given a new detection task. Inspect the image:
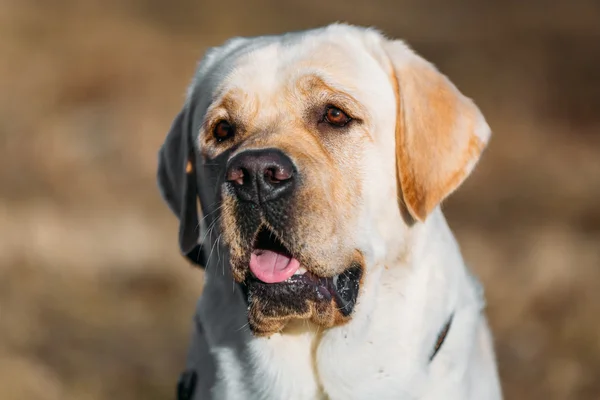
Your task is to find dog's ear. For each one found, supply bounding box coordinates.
[157,108,204,265]
[383,40,491,221]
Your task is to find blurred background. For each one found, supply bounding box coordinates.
[1,0,599,399]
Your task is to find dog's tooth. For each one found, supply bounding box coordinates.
[294,267,307,275]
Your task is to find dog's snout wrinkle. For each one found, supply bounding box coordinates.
[226,149,296,203]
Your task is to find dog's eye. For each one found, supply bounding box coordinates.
[213,120,235,142]
[324,106,351,127]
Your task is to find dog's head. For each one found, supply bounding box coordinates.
[158,24,490,336]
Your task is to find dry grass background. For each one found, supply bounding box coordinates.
[1,0,599,399]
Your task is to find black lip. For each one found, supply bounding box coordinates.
[246,263,362,317]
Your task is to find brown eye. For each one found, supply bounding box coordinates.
[213,120,234,142]
[324,106,351,127]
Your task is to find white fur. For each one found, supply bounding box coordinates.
[186,24,502,400]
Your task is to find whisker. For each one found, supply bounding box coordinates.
[217,233,222,265]
[236,322,250,332]
[199,216,220,250]
[202,216,221,274]
[196,203,224,232]
[205,230,222,274]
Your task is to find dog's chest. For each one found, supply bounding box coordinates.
[225,314,424,400]
[242,329,326,399]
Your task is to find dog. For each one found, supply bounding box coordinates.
[158,23,502,400]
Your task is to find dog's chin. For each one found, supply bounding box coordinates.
[231,227,363,337]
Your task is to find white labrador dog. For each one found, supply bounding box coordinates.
[158,23,502,400]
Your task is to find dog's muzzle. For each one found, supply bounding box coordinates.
[225,148,302,283]
[221,147,363,335]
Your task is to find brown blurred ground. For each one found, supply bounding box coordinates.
[1,0,599,399]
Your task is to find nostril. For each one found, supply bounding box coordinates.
[264,166,293,184]
[226,167,245,186]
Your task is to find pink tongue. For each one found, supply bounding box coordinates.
[249,250,300,283]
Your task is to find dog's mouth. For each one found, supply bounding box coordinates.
[249,228,302,283]
[246,227,362,317]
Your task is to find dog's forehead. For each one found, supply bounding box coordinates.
[214,27,388,103]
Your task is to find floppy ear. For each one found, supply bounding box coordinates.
[383,41,491,221]
[157,108,205,265]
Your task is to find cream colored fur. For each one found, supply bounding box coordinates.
[170,24,502,400]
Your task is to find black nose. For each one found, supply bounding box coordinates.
[225,149,296,203]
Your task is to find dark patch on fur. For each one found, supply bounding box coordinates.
[332,262,362,317]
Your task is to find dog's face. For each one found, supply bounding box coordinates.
[158,25,491,336]
[201,35,396,335]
